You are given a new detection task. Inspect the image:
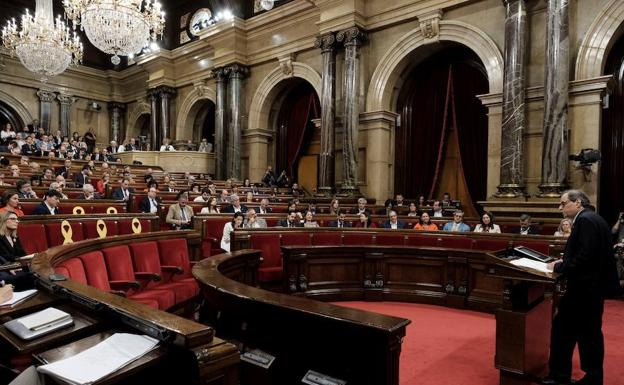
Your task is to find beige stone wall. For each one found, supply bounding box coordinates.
[1,0,622,205]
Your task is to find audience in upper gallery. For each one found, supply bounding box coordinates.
[431,201,444,217]
[112,178,134,201]
[77,184,100,200]
[302,211,319,228]
[473,211,501,233]
[442,211,470,232]
[257,198,272,214]
[139,187,160,214]
[166,191,194,230]
[512,214,538,235]
[276,170,290,187]
[200,197,220,214]
[160,138,175,152]
[193,188,211,203]
[49,182,69,199]
[407,202,418,217]
[328,210,351,228]
[1,123,16,143]
[244,209,267,229]
[107,140,120,154]
[198,138,212,152]
[21,136,37,156]
[554,218,572,238]
[414,212,438,231]
[277,211,303,228]
[0,190,25,217]
[355,211,377,228]
[15,179,37,199]
[221,212,244,252]
[32,190,62,215]
[224,194,248,214]
[0,211,35,290]
[262,165,277,187]
[383,211,405,229]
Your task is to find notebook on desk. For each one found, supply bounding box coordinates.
[4,307,73,340]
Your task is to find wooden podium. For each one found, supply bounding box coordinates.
[485,250,557,385]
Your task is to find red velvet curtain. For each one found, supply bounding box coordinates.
[275,82,321,179]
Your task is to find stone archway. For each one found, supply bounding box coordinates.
[0,89,33,128]
[575,0,624,80]
[366,20,503,112]
[175,84,216,141]
[126,102,151,141]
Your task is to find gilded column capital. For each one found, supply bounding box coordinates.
[314,32,337,52]
[37,90,56,103]
[336,26,367,47]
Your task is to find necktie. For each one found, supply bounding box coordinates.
[180,207,187,222]
[452,223,458,231]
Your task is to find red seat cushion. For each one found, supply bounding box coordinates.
[281,232,312,246]
[258,266,284,282]
[17,223,48,254]
[438,236,474,250]
[128,289,175,310]
[158,239,192,280]
[250,234,282,281]
[78,251,111,291]
[45,222,85,247]
[312,232,342,246]
[55,258,87,284]
[375,233,406,246]
[343,232,374,245]
[405,235,439,247]
[473,238,510,251]
[102,245,137,282]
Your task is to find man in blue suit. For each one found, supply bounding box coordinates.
[442,211,470,232]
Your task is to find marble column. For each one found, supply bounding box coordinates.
[225,64,249,180]
[37,90,56,133]
[147,89,160,150]
[538,0,569,197]
[495,0,528,198]
[158,86,176,142]
[108,102,126,143]
[57,94,75,137]
[212,67,228,180]
[337,26,367,196]
[315,32,338,196]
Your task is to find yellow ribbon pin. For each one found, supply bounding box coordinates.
[131,218,142,234]
[96,219,107,239]
[72,206,85,215]
[106,207,118,214]
[61,220,73,245]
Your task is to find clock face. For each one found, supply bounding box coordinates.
[189,8,213,36]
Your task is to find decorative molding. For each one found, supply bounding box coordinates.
[57,94,77,106]
[0,88,34,126]
[336,26,367,47]
[36,90,56,103]
[417,10,443,43]
[314,32,337,52]
[224,63,250,79]
[108,101,126,111]
[278,54,295,76]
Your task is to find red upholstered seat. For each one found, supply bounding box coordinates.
[343,232,374,245]
[281,232,312,246]
[202,217,231,257]
[405,235,440,247]
[251,234,283,282]
[473,238,510,251]
[17,223,48,254]
[375,233,406,246]
[158,238,192,280]
[438,236,474,250]
[55,258,87,285]
[45,222,85,247]
[312,232,342,246]
[77,251,111,291]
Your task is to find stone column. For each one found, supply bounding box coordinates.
[212,67,228,180]
[108,102,126,143]
[157,86,176,143]
[37,90,56,133]
[315,32,338,196]
[225,64,249,180]
[495,0,528,198]
[538,0,570,197]
[147,89,160,150]
[337,26,367,196]
[57,94,75,137]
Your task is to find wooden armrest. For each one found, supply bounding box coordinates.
[205,237,218,244]
[161,265,184,274]
[109,290,127,297]
[134,272,161,281]
[109,280,140,290]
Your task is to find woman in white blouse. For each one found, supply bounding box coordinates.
[474,211,501,233]
[221,212,244,252]
[302,211,319,227]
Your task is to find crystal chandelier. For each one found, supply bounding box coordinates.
[1,0,83,82]
[63,0,165,65]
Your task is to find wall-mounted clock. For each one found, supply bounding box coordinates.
[189,8,213,36]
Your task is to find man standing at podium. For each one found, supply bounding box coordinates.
[543,190,620,385]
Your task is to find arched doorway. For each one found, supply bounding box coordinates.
[0,101,23,132]
[273,80,320,192]
[134,113,151,150]
[395,43,488,216]
[188,100,215,144]
[600,27,624,225]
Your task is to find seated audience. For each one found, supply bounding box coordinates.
[193,188,211,203]
[112,178,134,201]
[302,211,319,228]
[78,184,100,200]
[160,138,175,151]
[407,202,418,217]
[49,182,69,200]
[221,212,244,252]
[55,159,73,179]
[378,199,394,216]
[74,164,91,188]
[9,164,20,177]
[277,211,303,228]
[166,180,177,192]
[139,187,160,214]
[276,170,290,187]
[30,174,42,188]
[262,165,277,187]
[244,209,267,229]
[223,194,248,214]
[441,192,452,207]
[554,218,572,238]
[329,198,340,215]
[414,212,438,231]
[352,197,371,215]
[418,195,426,207]
[16,179,37,199]
[512,214,538,235]
[383,211,405,229]
[474,211,501,233]
[393,194,405,207]
[198,138,212,152]
[442,211,470,232]
[95,172,110,195]
[32,190,62,215]
[328,210,351,228]
[200,197,220,214]
[0,211,34,290]
[0,190,25,217]
[217,189,230,204]
[306,203,317,215]
[431,201,444,217]
[42,167,54,181]
[245,191,254,204]
[257,198,272,214]
[166,191,194,230]
[355,212,377,228]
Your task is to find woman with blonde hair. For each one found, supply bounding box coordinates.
[329,198,340,215]
[554,218,572,238]
[0,210,34,289]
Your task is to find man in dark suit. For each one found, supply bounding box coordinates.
[257,198,273,214]
[32,190,62,215]
[542,190,620,385]
[111,178,134,201]
[277,211,303,228]
[512,214,539,235]
[15,179,37,199]
[223,194,248,214]
[139,187,160,213]
[76,184,101,200]
[74,164,90,188]
[383,211,406,229]
[351,197,372,216]
[328,211,352,228]
[55,159,73,179]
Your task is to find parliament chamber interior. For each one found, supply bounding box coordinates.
[0,0,624,384]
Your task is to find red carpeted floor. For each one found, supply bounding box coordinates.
[335,301,624,385]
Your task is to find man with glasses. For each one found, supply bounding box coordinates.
[244,209,267,229]
[442,211,470,232]
[541,190,620,385]
[513,213,538,235]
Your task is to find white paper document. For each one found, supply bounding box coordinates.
[0,289,37,308]
[37,333,159,385]
[510,257,552,274]
[17,307,70,330]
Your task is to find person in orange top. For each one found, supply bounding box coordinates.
[0,190,25,217]
[414,212,438,231]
